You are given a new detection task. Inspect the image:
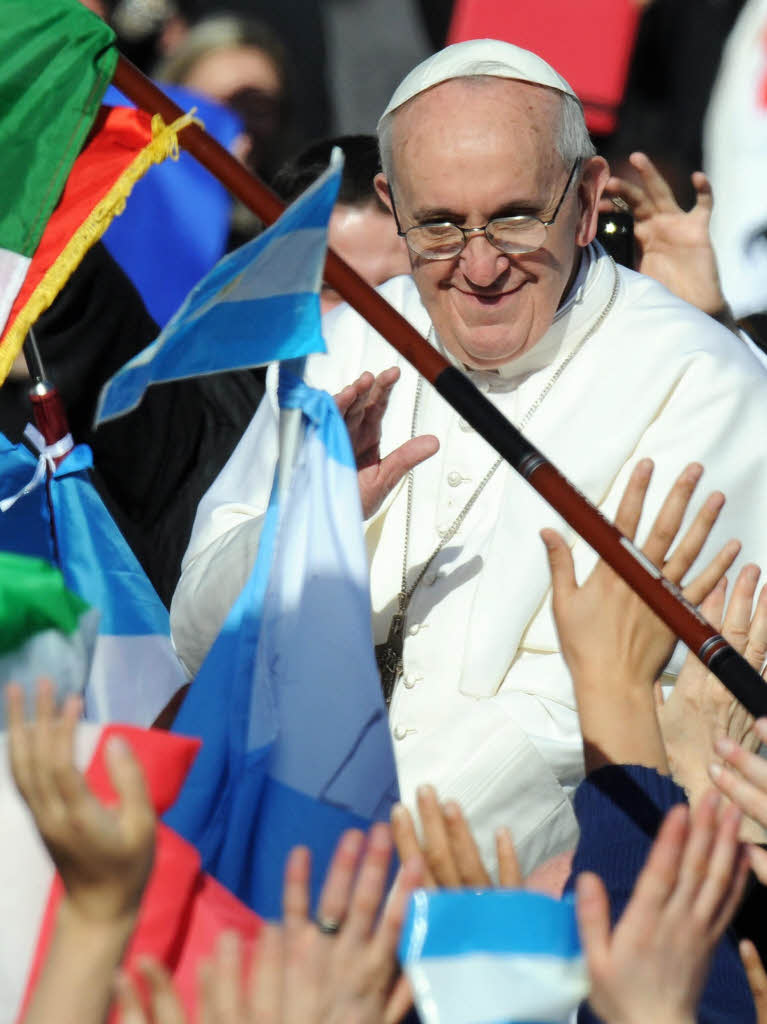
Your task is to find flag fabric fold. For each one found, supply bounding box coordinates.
[399,889,589,1024]
[0,435,186,726]
[165,366,398,917]
[0,104,198,384]
[0,0,116,349]
[94,148,344,426]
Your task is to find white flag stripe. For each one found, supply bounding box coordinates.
[0,248,30,337]
[85,634,187,725]
[407,951,588,1024]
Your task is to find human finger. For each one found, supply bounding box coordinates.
[343,822,393,942]
[49,693,84,808]
[602,175,649,216]
[641,462,703,566]
[574,872,611,972]
[373,854,424,986]
[391,803,436,887]
[384,975,415,1024]
[741,940,767,1023]
[282,845,311,928]
[681,539,741,608]
[540,529,577,610]
[138,957,187,1024]
[361,435,439,518]
[353,369,401,464]
[628,152,680,212]
[671,791,720,909]
[720,564,761,655]
[416,786,461,887]
[495,827,523,888]
[662,489,725,585]
[30,678,64,815]
[315,829,366,934]
[113,969,150,1024]
[199,931,245,1024]
[750,846,767,887]
[690,171,714,217]
[745,583,767,672]
[442,800,492,886]
[693,801,743,927]
[247,923,283,1022]
[709,731,767,828]
[612,458,655,541]
[334,372,374,421]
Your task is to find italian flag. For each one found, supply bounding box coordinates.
[0,0,195,384]
[0,553,98,714]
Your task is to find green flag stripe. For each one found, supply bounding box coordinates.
[0,552,91,654]
[0,0,117,257]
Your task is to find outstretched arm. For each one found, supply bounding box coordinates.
[542,458,739,773]
[603,151,735,326]
[9,679,155,1024]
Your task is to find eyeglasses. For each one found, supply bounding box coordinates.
[391,160,580,261]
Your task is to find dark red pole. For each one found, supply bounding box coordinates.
[112,56,767,716]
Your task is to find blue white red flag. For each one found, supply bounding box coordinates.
[165,367,398,917]
[94,149,342,425]
[0,432,186,725]
[399,889,588,1024]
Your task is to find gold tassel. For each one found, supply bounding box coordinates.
[0,110,202,385]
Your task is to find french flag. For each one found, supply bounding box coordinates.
[0,722,261,1024]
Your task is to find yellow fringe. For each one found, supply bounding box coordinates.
[0,109,202,386]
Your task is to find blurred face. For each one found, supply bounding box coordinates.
[375,78,608,370]
[182,45,283,101]
[322,202,410,313]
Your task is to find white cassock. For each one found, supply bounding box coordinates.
[171,243,767,875]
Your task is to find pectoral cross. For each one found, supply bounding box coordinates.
[375,611,404,707]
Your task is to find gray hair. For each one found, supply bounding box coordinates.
[377,79,595,188]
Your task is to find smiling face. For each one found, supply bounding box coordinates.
[375,77,608,370]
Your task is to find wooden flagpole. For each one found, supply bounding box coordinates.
[113,55,767,717]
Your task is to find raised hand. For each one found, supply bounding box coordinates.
[7,679,155,925]
[576,792,749,1024]
[542,458,739,772]
[659,565,767,838]
[708,716,767,875]
[391,784,521,889]
[602,151,731,321]
[335,368,438,518]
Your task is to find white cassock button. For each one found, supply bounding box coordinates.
[437,523,450,537]
[408,623,420,636]
[477,380,490,394]
[403,672,420,688]
[447,471,462,487]
[459,418,472,432]
[393,725,411,740]
[424,571,438,586]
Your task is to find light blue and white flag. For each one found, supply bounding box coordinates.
[399,889,589,1024]
[165,367,398,918]
[0,431,186,725]
[94,150,343,425]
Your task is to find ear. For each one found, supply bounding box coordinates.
[575,156,610,247]
[374,172,394,214]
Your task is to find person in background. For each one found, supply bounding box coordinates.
[271,135,411,313]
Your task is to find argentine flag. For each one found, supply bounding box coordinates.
[400,889,589,1024]
[0,433,186,725]
[165,365,398,917]
[94,149,343,425]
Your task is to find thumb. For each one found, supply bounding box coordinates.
[540,528,577,603]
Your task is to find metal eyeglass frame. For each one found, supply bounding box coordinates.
[389,159,581,260]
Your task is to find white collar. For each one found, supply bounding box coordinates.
[433,243,617,387]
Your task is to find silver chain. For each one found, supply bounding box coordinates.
[396,257,620,613]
